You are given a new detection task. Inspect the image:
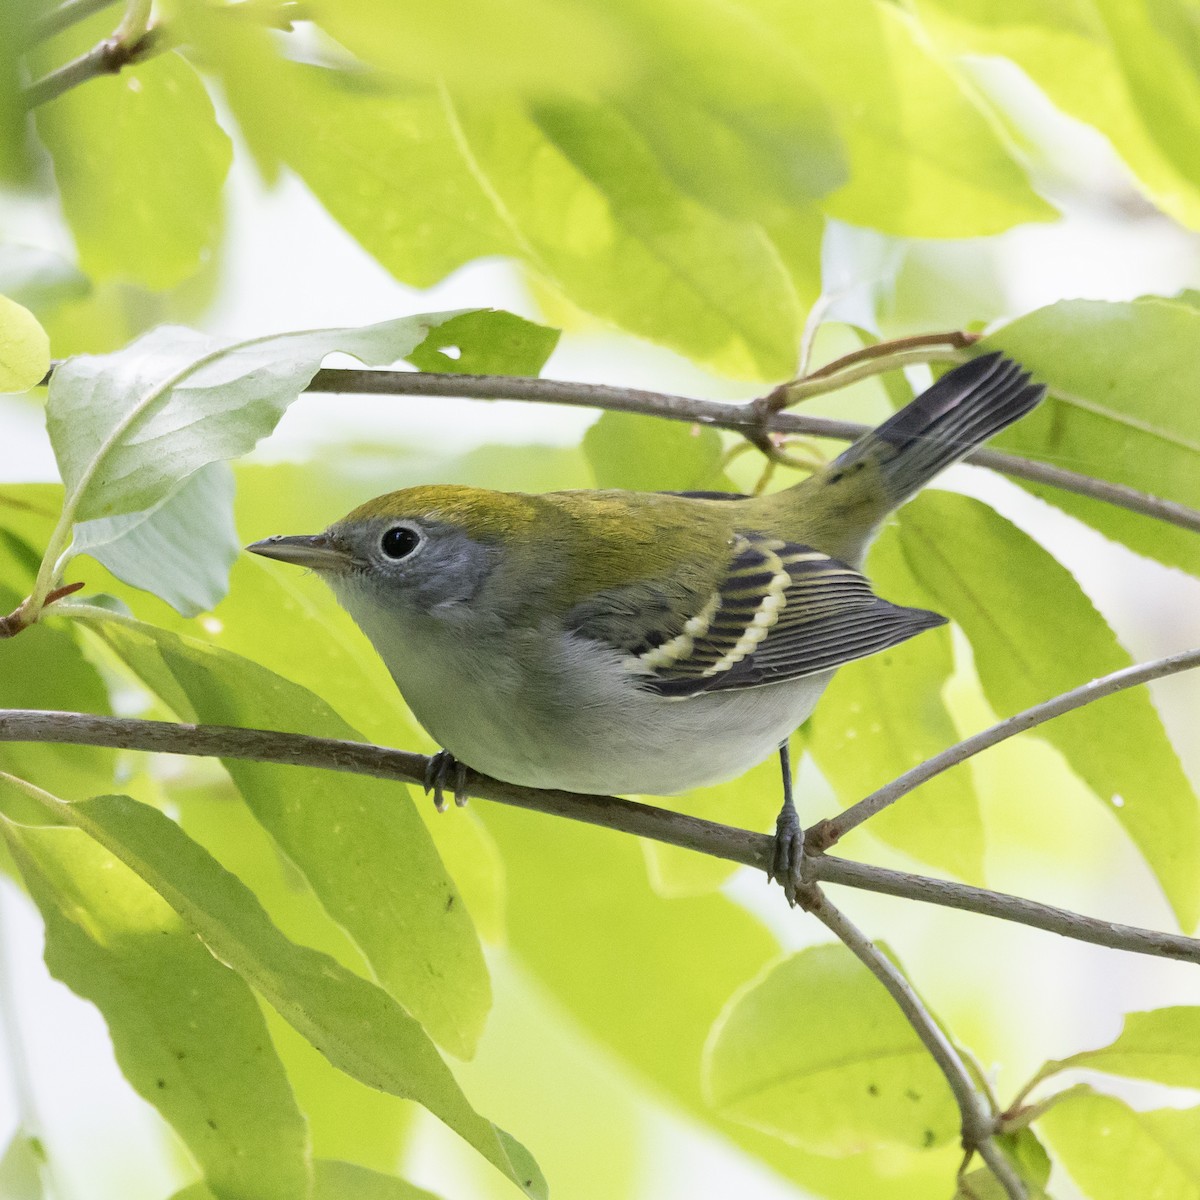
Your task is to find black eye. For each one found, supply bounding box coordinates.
[380,526,420,559]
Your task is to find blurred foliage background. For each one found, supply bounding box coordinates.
[4,2,1200,1199]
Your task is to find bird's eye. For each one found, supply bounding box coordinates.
[380,526,421,559]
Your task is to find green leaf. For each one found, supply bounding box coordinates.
[236,65,517,290]
[46,314,458,523]
[32,21,231,290]
[44,309,545,612]
[481,803,963,1199]
[0,814,311,1200]
[72,463,239,617]
[1040,1087,1200,1200]
[896,491,1200,930]
[162,774,418,1172]
[583,410,734,493]
[1083,1,1200,215]
[404,309,560,375]
[915,0,1200,231]
[0,548,114,799]
[81,614,492,1062]
[956,1128,1051,1199]
[314,0,632,96]
[15,790,544,1198]
[0,294,50,392]
[809,528,984,882]
[704,943,959,1154]
[476,96,805,379]
[311,1159,445,1200]
[985,297,1200,577]
[1036,1006,1200,1091]
[170,1159,443,1200]
[0,1131,46,1200]
[586,0,846,217]
[0,0,34,182]
[756,0,1054,236]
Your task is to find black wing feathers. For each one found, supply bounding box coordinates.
[639,535,945,698]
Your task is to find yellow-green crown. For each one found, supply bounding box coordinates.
[340,484,542,542]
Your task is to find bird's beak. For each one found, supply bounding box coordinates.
[245,533,355,572]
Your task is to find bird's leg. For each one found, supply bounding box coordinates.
[769,739,805,906]
[423,749,470,812]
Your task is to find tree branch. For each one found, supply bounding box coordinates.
[22,24,166,108]
[3,706,1199,968]
[301,367,1200,536]
[813,856,1200,962]
[37,346,1200,536]
[21,2,306,107]
[800,889,1025,1199]
[811,645,1200,849]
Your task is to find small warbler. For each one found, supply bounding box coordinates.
[249,352,1043,894]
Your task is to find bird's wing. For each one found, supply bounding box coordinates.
[621,533,946,698]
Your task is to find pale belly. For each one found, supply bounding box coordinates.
[359,609,832,796]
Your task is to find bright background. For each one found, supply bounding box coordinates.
[4,6,1200,1199]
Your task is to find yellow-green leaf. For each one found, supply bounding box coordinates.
[0,814,311,1200]
[33,19,231,290]
[704,943,959,1153]
[1040,1088,1200,1200]
[897,492,1200,930]
[0,294,49,393]
[82,615,491,1061]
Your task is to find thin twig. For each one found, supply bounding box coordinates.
[811,856,1200,963]
[805,330,983,382]
[801,890,1025,1199]
[755,330,979,416]
[23,24,166,108]
[35,355,1200,536]
[2,706,1199,968]
[300,369,1200,536]
[811,645,1200,849]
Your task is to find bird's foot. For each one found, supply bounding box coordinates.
[423,750,470,812]
[769,803,806,907]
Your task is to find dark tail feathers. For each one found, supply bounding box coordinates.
[830,352,1045,507]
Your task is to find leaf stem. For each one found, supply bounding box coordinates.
[810,645,1200,849]
[756,329,980,416]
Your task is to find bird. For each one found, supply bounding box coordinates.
[247,351,1044,899]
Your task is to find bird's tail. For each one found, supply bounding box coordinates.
[828,351,1045,509]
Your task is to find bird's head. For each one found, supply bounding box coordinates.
[246,484,542,618]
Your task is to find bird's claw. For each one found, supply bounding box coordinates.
[769,804,806,907]
[423,750,470,812]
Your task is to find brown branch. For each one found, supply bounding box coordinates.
[811,645,1200,849]
[300,369,1200,536]
[2,706,1199,968]
[802,890,1025,1199]
[36,354,1200,536]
